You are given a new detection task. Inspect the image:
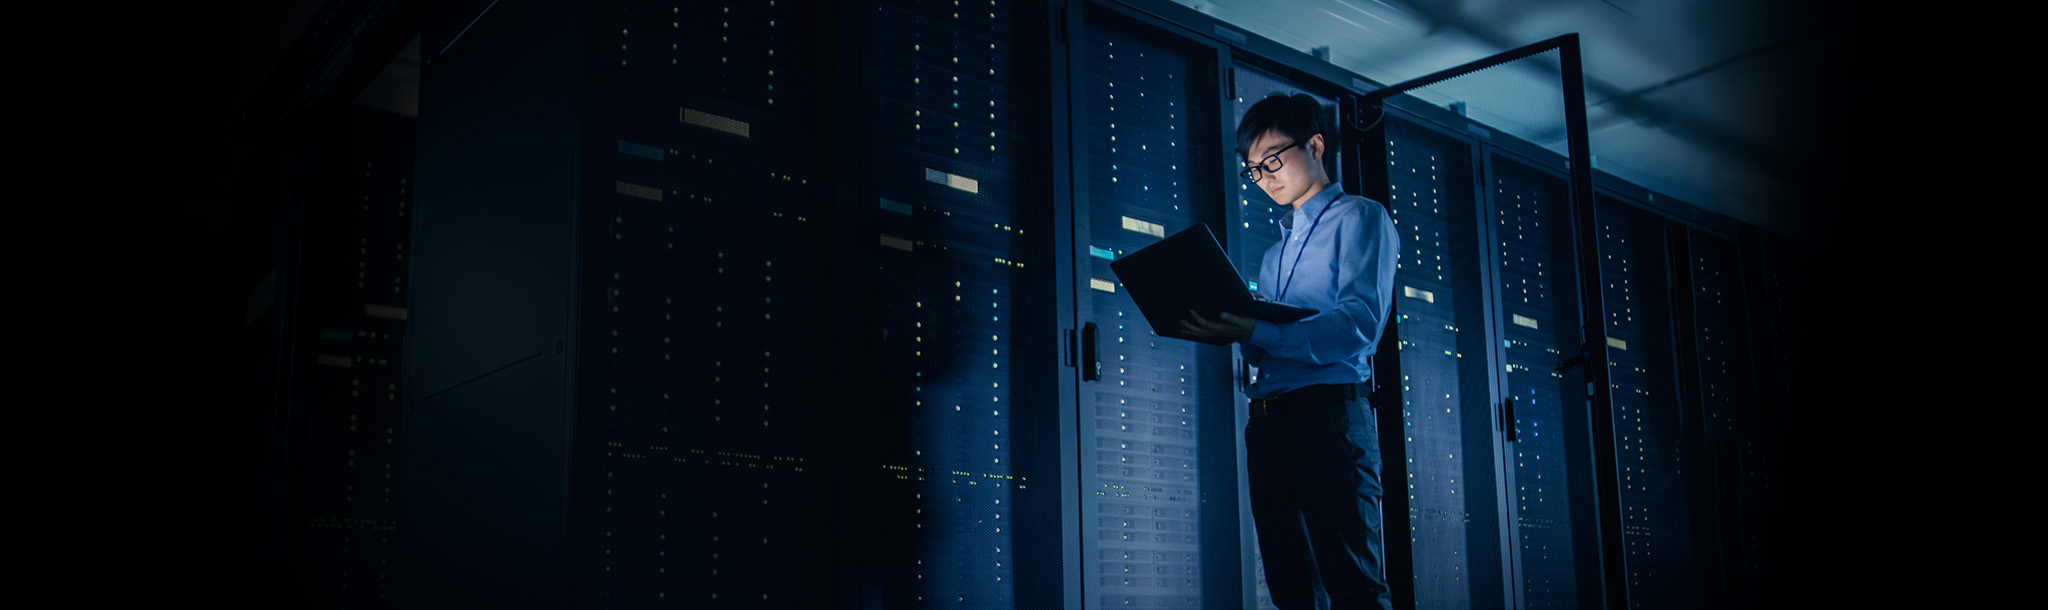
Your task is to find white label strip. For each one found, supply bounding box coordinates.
[616,181,662,202]
[1402,286,1435,303]
[366,304,409,321]
[1089,278,1116,293]
[682,108,750,138]
[1120,216,1164,238]
[880,234,914,252]
[1512,314,1538,329]
[924,167,979,194]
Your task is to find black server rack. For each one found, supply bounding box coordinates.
[860,0,1061,607]
[282,106,416,608]
[1069,5,1238,609]
[1739,232,1801,607]
[1487,153,1600,610]
[577,0,840,607]
[1685,227,1762,607]
[1687,231,1752,449]
[1593,196,1698,609]
[399,0,589,604]
[1378,114,1510,610]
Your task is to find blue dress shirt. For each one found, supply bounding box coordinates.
[1241,182,1399,399]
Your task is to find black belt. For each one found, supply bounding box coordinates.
[1249,383,1365,418]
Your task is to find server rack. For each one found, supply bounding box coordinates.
[1371,110,1513,610]
[577,0,845,607]
[399,0,1065,607]
[257,103,416,609]
[1592,194,1699,609]
[857,0,1064,607]
[399,0,588,605]
[1062,4,1242,608]
[1594,180,1761,610]
[1345,35,1613,610]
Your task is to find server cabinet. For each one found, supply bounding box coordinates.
[1064,4,1241,608]
[577,0,844,607]
[1674,217,1763,609]
[859,0,1065,608]
[287,107,416,608]
[399,0,586,606]
[1592,196,1700,609]
[1374,114,1512,610]
[1681,226,1759,607]
[239,100,418,609]
[1485,152,1606,610]
[403,0,854,607]
[1355,35,1610,610]
[1735,229,1799,608]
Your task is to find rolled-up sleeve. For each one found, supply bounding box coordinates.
[1244,202,1398,365]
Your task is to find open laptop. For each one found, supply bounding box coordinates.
[1108,222,1316,345]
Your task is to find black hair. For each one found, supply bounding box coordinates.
[1235,93,1330,162]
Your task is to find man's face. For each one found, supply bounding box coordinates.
[1243,129,1324,207]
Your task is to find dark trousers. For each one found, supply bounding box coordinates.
[1246,392,1391,610]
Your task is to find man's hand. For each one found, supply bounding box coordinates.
[1180,309,1254,343]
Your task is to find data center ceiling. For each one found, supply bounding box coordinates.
[1171,0,1827,236]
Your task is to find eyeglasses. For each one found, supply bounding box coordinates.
[1239,140,1303,183]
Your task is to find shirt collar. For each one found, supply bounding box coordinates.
[1286,182,1345,228]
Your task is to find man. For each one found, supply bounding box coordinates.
[1181,93,1398,610]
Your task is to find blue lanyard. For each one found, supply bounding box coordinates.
[1275,195,1337,303]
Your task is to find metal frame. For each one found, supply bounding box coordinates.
[1361,34,1625,610]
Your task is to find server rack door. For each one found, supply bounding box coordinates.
[400,0,586,605]
[1737,230,1796,607]
[1683,227,1759,607]
[1225,64,1343,610]
[578,0,839,607]
[1378,114,1512,610]
[1071,7,1235,608]
[1486,153,1602,610]
[1591,196,1700,609]
[284,106,414,608]
[862,0,1059,607]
